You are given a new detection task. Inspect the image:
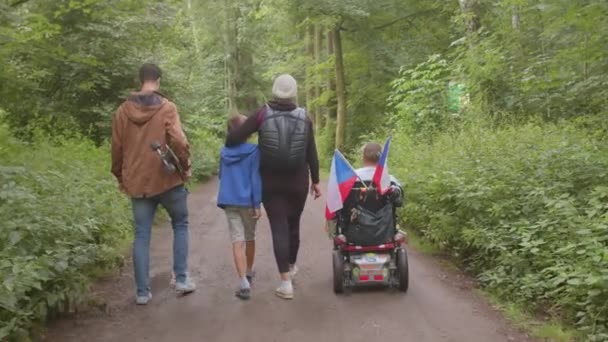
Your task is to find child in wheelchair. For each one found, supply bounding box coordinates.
[328,142,408,293]
[326,142,404,239]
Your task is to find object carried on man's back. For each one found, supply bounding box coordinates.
[258,106,309,171]
[150,141,184,177]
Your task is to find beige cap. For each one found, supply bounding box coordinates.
[272,74,298,99]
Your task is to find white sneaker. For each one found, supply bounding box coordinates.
[135,292,152,305]
[289,265,298,280]
[169,272,176,288]
[275,282,294,300]
[175,277,196,294]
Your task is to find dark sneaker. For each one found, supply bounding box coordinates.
[246,271,256,285]
[235,288,251,300]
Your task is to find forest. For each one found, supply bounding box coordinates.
[0,0,607,340]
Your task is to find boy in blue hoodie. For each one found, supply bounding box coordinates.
[217,114,262,300]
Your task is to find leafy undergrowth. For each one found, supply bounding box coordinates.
[0,126,131,340]
[479,289,581,341]
[384,122,608,341]
[403,227,441,256]
[0,124,220,340]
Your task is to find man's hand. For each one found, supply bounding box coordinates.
[310,183,322,199]
[252,208,262,219]
[183,168,192,182]
[388,185,403,206]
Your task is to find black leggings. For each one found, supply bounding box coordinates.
[263,190,307,273]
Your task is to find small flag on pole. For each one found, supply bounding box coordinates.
[372,136,392,195]
[325,150,358,219]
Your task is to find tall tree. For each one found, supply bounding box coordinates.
[305,21,315,123]
[333,26,346,149]
[313,24,324,131]
[325,28,337,131]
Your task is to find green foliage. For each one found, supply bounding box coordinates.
[457,0,608,122]
[185,117,223,181]
[0,0,181,143]
[0,125,131,340]
[315,126,336,170]
[381,123,608,341]
[387,55,456,139]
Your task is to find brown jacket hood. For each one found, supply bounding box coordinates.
[111,91,191,198]
[123,91,169,124]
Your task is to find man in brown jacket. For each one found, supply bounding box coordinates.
[111,63,195,305]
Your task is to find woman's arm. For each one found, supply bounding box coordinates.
[307,121,320,185]
[250,149,262,209]
[225,107,264,146]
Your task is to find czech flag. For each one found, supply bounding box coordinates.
[325,150,358,220]
[372,136,391,195]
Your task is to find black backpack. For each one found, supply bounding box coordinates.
[258,105,310,171]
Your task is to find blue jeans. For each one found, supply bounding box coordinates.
[131,185,189,296]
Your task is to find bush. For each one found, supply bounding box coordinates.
[0,117,220,339]
[0,125,132,340]
[183,115,223,182]
[189,129,222,181]
[381,122,608,341]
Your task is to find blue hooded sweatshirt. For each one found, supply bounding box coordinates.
[217,143,262,209]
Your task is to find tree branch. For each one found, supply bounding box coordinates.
[10,0,30,7]
[339,9,438,32]
[372,9,437,30]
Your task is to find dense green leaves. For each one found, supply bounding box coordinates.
[457,0,608,123]
[0,2,222,338]
[371,2,608,335]
[387,55,456,138]
[378,123,608,340]
[0,125,131,339]
[0,0,179,142]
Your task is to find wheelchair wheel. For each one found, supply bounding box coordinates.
[396,247,409,292]
[332,250,344,294]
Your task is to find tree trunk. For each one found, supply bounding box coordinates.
[459,0,480,34]
[314,24,323,131]
[305,22,315,124]
[237,48,257,112]
[223,0,238,114]
[511,5,520,30]
[185,0,198,83]
[333,27,346,150]
[187,0,201,60]
[326,29,337,130]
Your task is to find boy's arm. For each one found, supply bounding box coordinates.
[251,149,262,209]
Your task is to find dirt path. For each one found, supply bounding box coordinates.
[45,179,531,342]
